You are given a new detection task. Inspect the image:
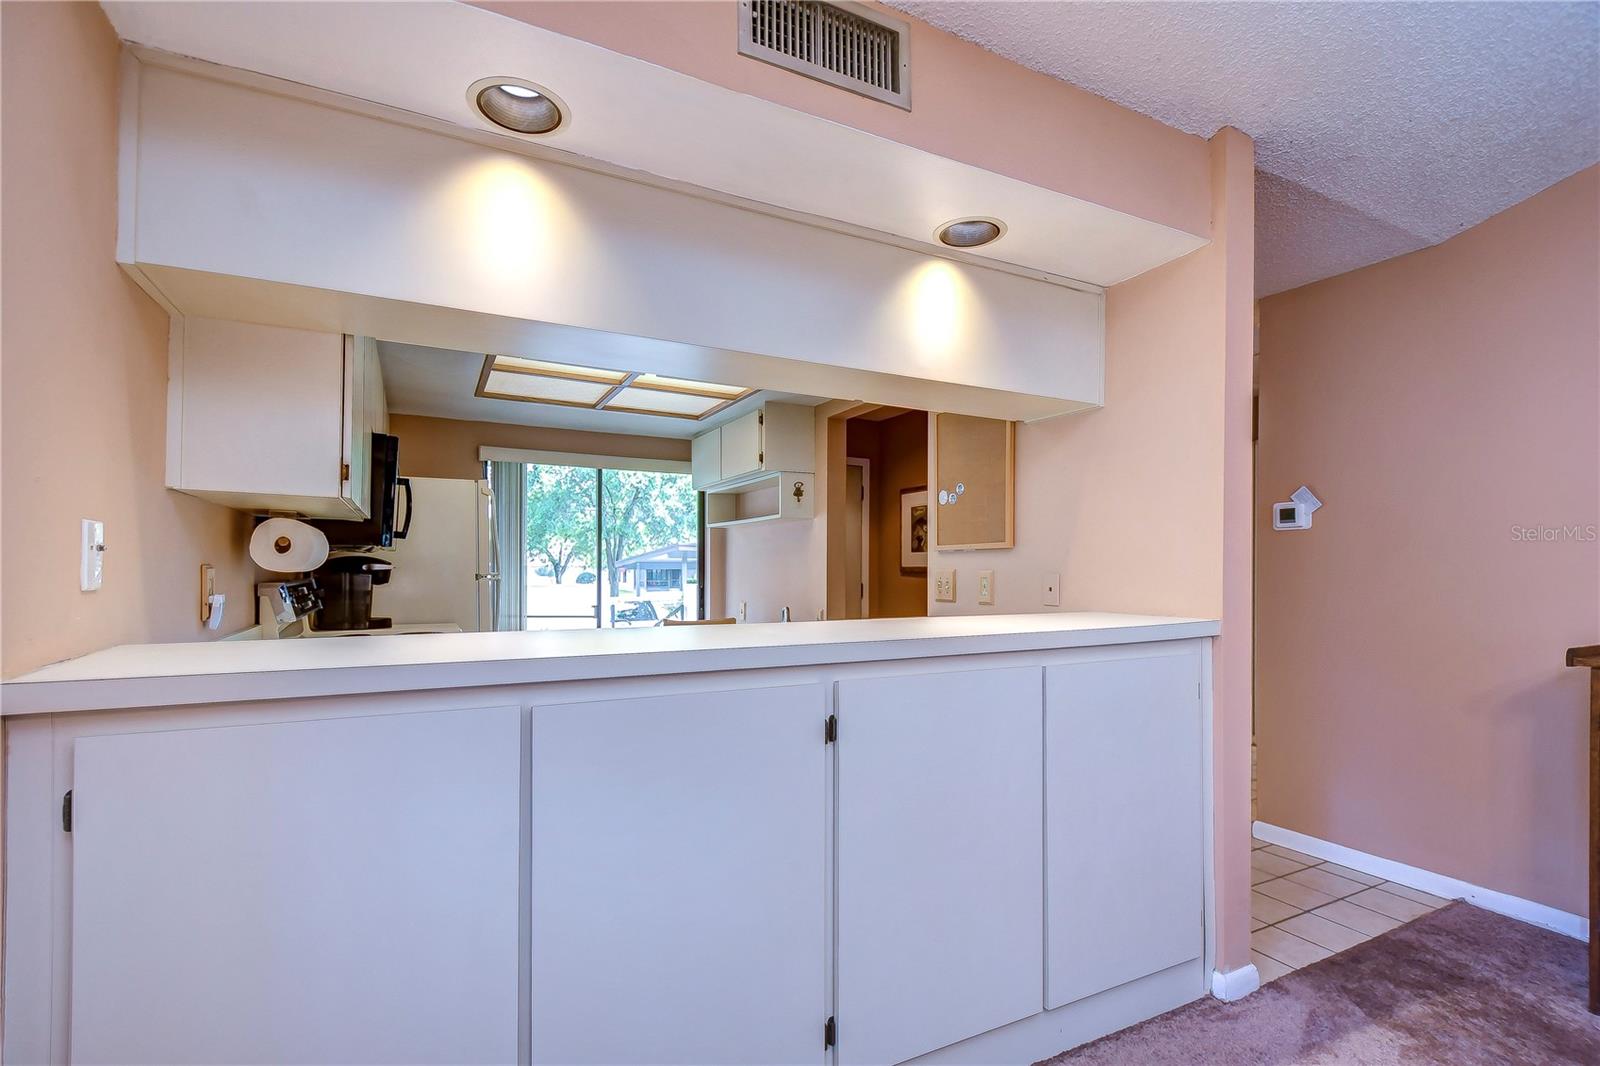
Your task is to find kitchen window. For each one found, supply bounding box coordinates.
[481,448,701,630]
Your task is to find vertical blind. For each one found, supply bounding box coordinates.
[488,460,527,631]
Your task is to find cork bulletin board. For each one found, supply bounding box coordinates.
[933,414,1015,550]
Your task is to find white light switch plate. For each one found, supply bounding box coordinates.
[81,519,105,591]
[976,570,995,606]
[934,569,956,603]
[1042,572,1060,607]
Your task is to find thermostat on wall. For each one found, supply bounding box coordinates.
[1272,486,1322,531]
[1272,501,1309,530]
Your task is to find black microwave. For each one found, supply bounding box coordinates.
[309,433,411,548]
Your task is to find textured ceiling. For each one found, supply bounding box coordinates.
[889,1,1600,294]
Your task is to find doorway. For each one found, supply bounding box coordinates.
[844,458,871,619]
[837,407,929,619]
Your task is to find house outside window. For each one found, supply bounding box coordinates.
[644,567,681,591]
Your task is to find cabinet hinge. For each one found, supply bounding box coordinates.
[340,462,351,482]
[824,1015,836,1049]
[824,714,837,744]
[758,451,764,464]
[61,789,72,833]
[758,411,764,426]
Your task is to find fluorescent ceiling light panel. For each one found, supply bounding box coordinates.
[495,355,627,384]
[632,373,747,398]
[477,355,753,420]
[481,370,611,405]
[605,388,725,417]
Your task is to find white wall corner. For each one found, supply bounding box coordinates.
[1210,963,1260,1002]
[1252,821,1590,943]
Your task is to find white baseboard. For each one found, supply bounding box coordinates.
[1252,821,1589,943]
[1209,963,1260,1002]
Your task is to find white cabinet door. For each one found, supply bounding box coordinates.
[691,426,723,488]
[342,334,372,518]
[719,409,764,481]
[365,335,389,436]
[175,317,346,503]
[530,683,828,1065]
[1044,651,1203,1009]
[69,706,523,1065]
[170,317,368,517]
[835,667,1044,1066]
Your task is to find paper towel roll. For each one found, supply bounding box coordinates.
[250,518,330,573]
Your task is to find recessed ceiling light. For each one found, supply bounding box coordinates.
[936,218,1005,248]
[469,77,566,135]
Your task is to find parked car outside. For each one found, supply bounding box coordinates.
[611,600,659,627]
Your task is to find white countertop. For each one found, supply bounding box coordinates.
[0,613,1218,715]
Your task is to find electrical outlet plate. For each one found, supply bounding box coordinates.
[934,569,956,603]
[200,564,217,622]
[1042,572,1060,607]
[977,569,995,606]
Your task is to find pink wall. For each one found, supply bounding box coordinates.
[389,414,690,481]
[1256,165,1600,915]
[708,519,821,623]
[473,1,1210,239]
[1,2,258,678]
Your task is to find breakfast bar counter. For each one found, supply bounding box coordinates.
[1,612,1218,715]
[4,612,1220,1066]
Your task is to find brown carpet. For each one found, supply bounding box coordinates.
[1038,902,1600,1065]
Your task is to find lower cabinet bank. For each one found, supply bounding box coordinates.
[3,636,1211,1065]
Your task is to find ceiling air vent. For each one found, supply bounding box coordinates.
[738,1,911,110]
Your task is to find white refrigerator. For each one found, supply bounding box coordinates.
[375,477,496,632]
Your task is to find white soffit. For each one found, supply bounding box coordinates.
[100,0,1205,287]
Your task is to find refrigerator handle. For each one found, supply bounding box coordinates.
[477,478,500,583]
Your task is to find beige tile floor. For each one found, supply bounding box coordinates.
[1249,836,1451,983]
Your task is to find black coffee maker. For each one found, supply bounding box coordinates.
[311,555,395,631]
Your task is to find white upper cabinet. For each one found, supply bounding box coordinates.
[691,402,815,491]
[166,317,384,519]
[718,410,764,483]
[689,428,722,489]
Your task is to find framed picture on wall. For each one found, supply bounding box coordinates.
[900,487,929,572]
